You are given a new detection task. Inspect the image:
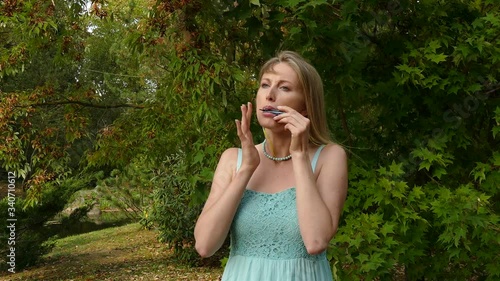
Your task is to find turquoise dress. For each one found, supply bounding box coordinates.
[221,145,333,281]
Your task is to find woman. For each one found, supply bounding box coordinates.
[194,51,348,281]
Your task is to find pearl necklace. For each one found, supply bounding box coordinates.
[262,139,292,161]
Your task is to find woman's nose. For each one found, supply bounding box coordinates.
[266,86,276,101]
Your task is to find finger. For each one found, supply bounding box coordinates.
[280,116,310,139]
[236,117,253,144]
[276,105,308,121]
[246,102,253,122]
[241,104,249,130]
[276,105,293,112]
[235,119,243,138]
[283,122,300,134]
[273,106,301,121]
[242,103,253,132]
[276,114,309,129]
[239,106,246,133]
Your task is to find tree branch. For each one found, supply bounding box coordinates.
[336,90,353,151]
[483,85,499,96]
[17,100,145,109]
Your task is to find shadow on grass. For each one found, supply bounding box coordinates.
[44,218,133,239]
[2,223,223,281]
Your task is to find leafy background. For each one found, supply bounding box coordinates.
[1,0,499,280]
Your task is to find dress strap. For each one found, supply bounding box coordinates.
[236,148,242,172]
[311,145,325,172]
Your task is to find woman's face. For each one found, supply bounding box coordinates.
[256,62,306,127]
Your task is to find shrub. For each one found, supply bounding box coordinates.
[0,177,88,272]
[97,157,155,222]
[147,153,202,265]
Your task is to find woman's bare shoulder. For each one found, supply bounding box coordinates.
[323,143,347,157]
[215,147,240,172]
[316,143,348,171]
[219,147,240,161]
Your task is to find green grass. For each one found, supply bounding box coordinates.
[1,223,222,281]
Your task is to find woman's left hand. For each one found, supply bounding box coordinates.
[273,105,310,155]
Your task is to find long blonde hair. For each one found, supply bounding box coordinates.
[259,51,331,145]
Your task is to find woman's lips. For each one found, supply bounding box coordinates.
[260,108,284,115]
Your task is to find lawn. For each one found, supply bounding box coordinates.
[1,223,222,281]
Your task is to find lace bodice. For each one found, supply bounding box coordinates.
[222,145,332,281]
[229,187,325,261]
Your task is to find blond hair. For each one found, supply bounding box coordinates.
[259,51,331,145]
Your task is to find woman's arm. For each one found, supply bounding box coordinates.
[274,105,348,254]
[293,144,348,255]
[194,148,254,258]
[194,102,260,258]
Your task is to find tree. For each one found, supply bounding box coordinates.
[0,0,152,270]
[1,0,498,278]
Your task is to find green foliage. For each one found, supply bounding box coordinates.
[325,0,499,279]
[334,158,499,280]
[96,157,154,221]
[147,153,226,266]
[150,154,198,263]
[0,0,105,206]
[1,0,498,278]
[331,163,427,280]
[0,177,88,271]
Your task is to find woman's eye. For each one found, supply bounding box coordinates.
[261,83,269,88]
[280,86,290,91]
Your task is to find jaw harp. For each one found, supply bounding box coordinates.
[260,109,284,115]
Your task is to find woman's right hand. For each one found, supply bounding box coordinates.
[235,102,260,172]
